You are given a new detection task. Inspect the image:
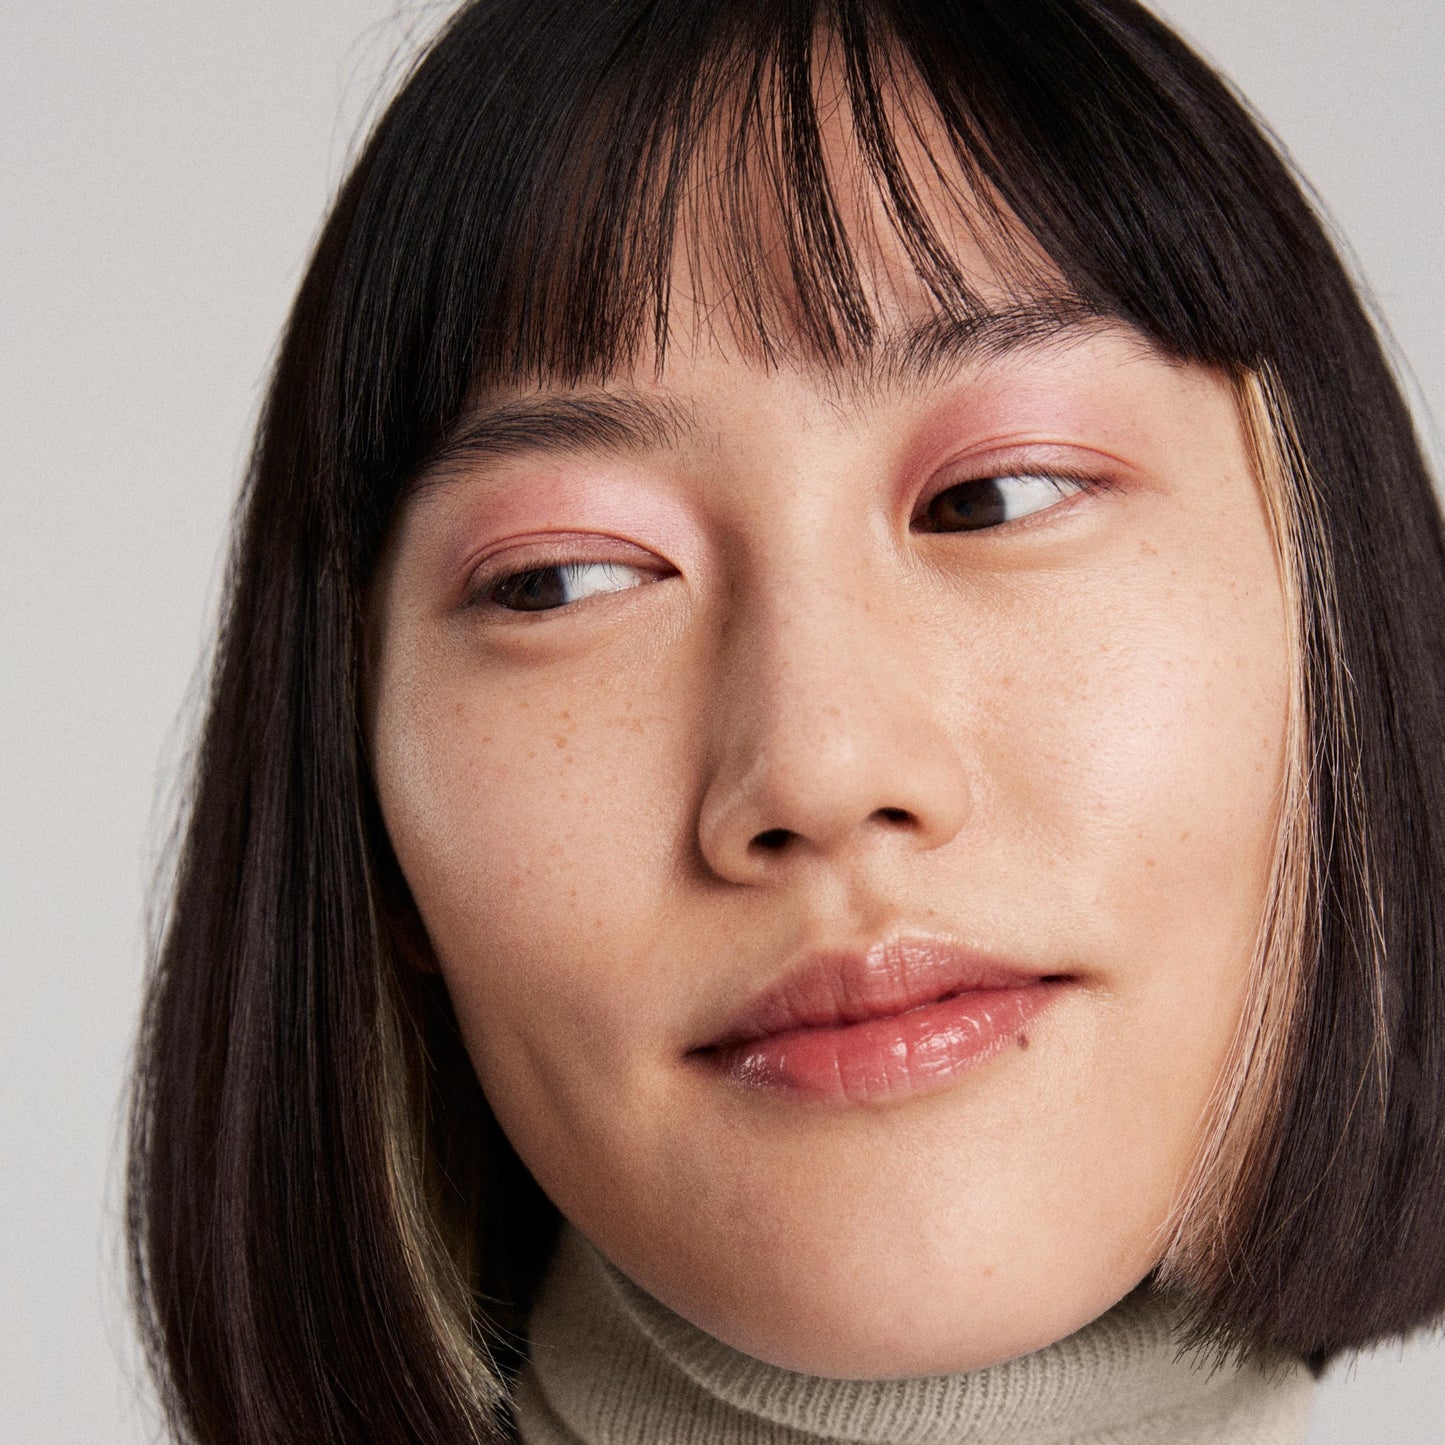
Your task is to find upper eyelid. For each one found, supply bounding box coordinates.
[927,458,1113,487]
[462,530,667,580]
[917,431,1131,481]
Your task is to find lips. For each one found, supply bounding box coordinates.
[691,936,1067,1105]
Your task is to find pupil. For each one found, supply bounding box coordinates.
[494,567,569,611]
[926,479,1007,531]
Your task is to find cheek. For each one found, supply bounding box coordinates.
[371,657,692,1082]
[972,513,1290,1170]
[978,529,1288,930]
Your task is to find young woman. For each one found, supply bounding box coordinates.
[127,1,1445,1441]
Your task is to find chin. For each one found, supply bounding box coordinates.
[636,1242,1148,1380]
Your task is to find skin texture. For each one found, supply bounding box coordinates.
[369,53,1285,1376]
[367,285,1291,1373]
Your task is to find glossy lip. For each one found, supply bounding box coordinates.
[690,936,1071,1106]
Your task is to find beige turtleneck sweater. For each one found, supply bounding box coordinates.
[511,1227,1314,1444]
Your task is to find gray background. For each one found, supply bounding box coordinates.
[2,3,1440,1440]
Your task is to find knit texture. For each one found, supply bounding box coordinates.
[512,1227,1314,1444]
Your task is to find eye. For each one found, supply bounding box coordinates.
[485,560,655,613]
[915,473,1091,533]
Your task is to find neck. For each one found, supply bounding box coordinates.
[512,1226,1314,1444]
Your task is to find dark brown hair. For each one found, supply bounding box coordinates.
[128,1,1445,1439]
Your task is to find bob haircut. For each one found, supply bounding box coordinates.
[128,0,1445,1440]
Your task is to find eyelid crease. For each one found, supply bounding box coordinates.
[460,527,667,572]
[930,462,1115,490]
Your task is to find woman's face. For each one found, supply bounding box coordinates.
[367,263,1290,1373]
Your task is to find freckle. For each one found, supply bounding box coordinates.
[982,1264,996,1278]
[1145,856,1156,868]
[1017,1033,1029,1051]
[1179,829,1190,842]
[554,734,567,749]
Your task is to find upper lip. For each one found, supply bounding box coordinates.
[696,935,1058,1052]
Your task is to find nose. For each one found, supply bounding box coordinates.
[695,571,971,885]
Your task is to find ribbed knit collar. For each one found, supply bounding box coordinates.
[511,1227,1313,1444]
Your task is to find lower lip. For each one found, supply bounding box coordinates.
[702,983,1061,1105]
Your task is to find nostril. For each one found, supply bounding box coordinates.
[751,828,793,852]
[876,807,913,824]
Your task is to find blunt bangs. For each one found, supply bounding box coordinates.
[327,0,1338,572]
[128,2,1445,1439]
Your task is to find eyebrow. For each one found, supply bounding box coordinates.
[409,392,697,500]
[879,297,1113,388]
[408,300,1115,495]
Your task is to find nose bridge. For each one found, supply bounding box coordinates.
[746,548,897,769]
[696,525,971,878]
